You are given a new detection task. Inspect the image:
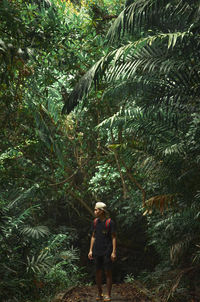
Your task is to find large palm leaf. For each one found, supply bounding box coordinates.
[62,33,191,113]
[21,225,50,239]
[107,0,198,41]
[62,0,200,114]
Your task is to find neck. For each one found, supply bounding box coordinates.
[99,213,106,221]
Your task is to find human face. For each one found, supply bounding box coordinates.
[94,208,103,217]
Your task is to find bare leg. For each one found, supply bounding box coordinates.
[105,269,112,297]
[96,269,103,295]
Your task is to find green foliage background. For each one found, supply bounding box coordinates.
[0,0,200,301]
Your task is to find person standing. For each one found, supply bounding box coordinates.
[88,202,117,301]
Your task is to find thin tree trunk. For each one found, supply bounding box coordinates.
[122,161,146,206]
[110,130,127,200]
[68,190,94,216]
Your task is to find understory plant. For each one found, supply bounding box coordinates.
[0,199,86,302]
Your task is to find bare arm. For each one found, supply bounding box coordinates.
[111,232,117,262]
[88,232,95,260]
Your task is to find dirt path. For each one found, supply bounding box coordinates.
[55,283,159,302]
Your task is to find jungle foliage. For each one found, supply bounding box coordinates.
[63,0,200,300]
[0,0,200,301]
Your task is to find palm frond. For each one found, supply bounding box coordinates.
[136,154,168,178]
[21,225,50,239]
[107,0,196,42]
[107,0,158,40]
[170,235,193,264]
[62,30,195,114]
[192,244,200,264]
[163,143,185,156]
[27,251,51,273]
[33,106,64,165]
[7,185,38,209]
[108,33,193,83]
[14,205,40,225]
[60,247,79,261]
[143,194,177,215]
[62,53,115,114]
[97,106,181,137]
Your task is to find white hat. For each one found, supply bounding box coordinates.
[95,202,107,211]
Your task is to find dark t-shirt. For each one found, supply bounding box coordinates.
[92,218,116,256]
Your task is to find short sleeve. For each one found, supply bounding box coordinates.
[91,220,95,234]
[110,220,116,234]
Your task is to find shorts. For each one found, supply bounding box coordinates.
[94,254,112,270]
